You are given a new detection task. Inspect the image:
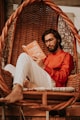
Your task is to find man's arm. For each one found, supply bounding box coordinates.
[44,53,74,87]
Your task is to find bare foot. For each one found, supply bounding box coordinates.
[23,79,38,88]
[0,84,23,103]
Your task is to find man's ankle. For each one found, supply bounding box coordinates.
[13,84,23,91]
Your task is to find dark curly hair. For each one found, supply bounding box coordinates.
[42,29,63,49]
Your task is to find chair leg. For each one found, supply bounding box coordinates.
[2,106,6,120]
[19,106,26,120]
[46,111,49,120]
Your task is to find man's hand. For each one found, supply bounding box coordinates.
[32,56,45,69]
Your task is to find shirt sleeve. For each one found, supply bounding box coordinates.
[44,53,74,87]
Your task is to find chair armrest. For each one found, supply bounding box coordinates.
[0,69,13,97]
[66,73,80,92]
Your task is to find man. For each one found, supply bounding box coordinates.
[0,29,74,103]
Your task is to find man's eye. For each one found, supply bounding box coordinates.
[50,39,53,41]
[45,39,53,43]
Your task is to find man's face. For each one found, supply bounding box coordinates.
[44,33,59,52]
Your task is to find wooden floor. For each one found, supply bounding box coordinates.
[0,105,80,120]
[0,116,80,120]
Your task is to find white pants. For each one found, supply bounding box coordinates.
[4,53,55,89]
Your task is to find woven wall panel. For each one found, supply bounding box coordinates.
[58,16,77,73]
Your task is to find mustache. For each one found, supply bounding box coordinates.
[47,45,54,48]
[47,44,53,47]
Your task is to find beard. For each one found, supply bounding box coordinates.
[47,41,59,53]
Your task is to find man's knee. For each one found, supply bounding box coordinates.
[19,52,28,58]
[19,52,29,60]
[18,52,31,63]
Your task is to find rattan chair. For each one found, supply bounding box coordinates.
[0,0,80,119]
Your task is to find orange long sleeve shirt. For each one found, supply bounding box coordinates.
[44,49,74,87]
